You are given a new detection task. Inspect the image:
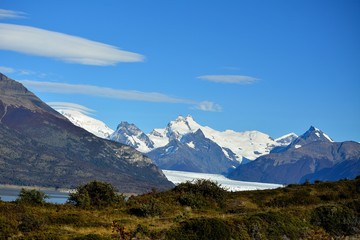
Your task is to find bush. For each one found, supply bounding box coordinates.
[246,211,307,239]
[267,188,319,207]
[0,217,17,239]
[174,179,226,209]
[128,198,163,217]
[18,214,43,233]
[67,181,125,208]
[16,188,48,205]
[311,205,359,236]
[167,218,231,240]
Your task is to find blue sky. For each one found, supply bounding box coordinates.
[1,0,359,142]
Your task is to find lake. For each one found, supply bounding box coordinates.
[0,170,282,203]
[0,187,69,204]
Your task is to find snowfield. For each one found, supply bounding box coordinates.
[162,170,283,191]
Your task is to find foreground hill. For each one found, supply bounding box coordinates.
[1,178,359,239]
[0,73,173,193]
[228,126,360,184]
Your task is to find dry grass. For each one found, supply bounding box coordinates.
[1,178,359,239]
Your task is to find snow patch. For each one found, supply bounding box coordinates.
[323,133,334,142]
[295,144,302,149]
[186,141,195,149]
[56,109,114,138]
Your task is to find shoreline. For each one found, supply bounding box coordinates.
[0,184,74,193]
[0,184,136,197]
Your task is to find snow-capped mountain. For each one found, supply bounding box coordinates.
[228,126,360,184]
[271,126,332,153]
[289,126,333,146]
[275,133,298,146]
[147,129,240,174]
[110,121,154,152]
[147,115,281,162]
[55,109,114,139]
[111,115,293,163]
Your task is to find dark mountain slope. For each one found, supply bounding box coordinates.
[0,73,173,193]
[228,127,360,184]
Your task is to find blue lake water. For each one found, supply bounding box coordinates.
[0,187,69,204]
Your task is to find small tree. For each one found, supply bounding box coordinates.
[174,179,227,209]
[16,188,48,205]
[68,181,124,208]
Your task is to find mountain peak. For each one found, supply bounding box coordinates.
[290,126,333,148]
[174,114,195,122]
[110,121,154,152]
[303,126,333,141]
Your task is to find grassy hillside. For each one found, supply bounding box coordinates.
[1,177,359,239]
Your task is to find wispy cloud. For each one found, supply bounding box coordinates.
[197,75,258,84]
[20,80,195,103]
[0,66,15,74]
[0,9,27,19]
[195,101,222,112]
[0,65,49,78]
[47,102,95,115]
[19,80,221,112]
[0,23,144,66]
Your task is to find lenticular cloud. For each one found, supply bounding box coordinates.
[0,23,144,66]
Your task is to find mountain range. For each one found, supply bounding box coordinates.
[54,108,299,174]
[228,126,360,184]
[49,85,360,184]
[0,73,174,193]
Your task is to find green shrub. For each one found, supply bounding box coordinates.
[267,188,319,207]
[246,211,307,239]
[311,205,359,236]
[174,179,226,209]
[16,188,48,205]
[0,217,17,239]
[128,198,163,217]
[18,214,43,232]
[68,181,125,208]
[50,213,82,226]
[132,224,150,239]
[178,193,205,209]
[167,218,231,240]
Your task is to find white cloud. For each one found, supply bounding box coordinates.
[195,101,222,112]
[47,102,95,115]
[0,9,27,19]
[19,80,222,112]
[197,75,258,84]
[0,66,15,74]
[19,80,196,104]
[0,23,144,66]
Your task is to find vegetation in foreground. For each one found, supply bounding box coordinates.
[1,178,360,239]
